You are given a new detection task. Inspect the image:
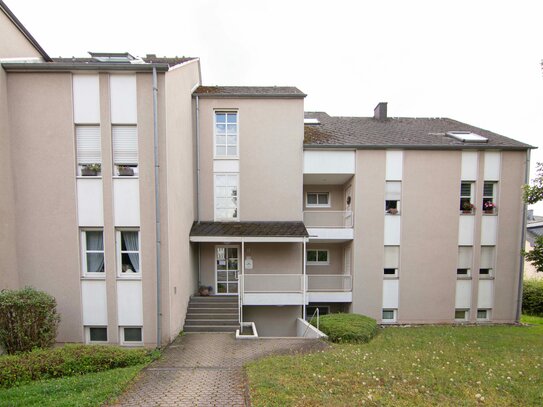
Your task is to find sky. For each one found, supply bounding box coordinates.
[6,0,543,213]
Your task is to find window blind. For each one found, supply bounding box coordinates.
[383,246,400,268]
[76,126,101,164]
[458,246,473,269]
[385,181,401,200]
[480,246,495,268]
[112,126,138,165]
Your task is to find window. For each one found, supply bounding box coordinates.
[215,112,238,157]
[454,309,469,321]
[480,246,495,278]
[457,246,472,278]
[81,230,105,275]
[215,174,239,220]
[117,230,140,276]
[120,327,142,345]
[382,309,397,322]
[306,192,330,208]
[477,309,490,321]
[306,249,329,265]
[460,182,475,213]
[482,182,497,213]
[76,125,101,176]
[112,125,138,176]
[85,326,107,343]
[385,182,401,214]
[384,246,400,277]
[306,305,330,320]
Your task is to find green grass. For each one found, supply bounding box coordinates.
[247,324,543,406]
[0,364,144,407]
[522,314,543,325]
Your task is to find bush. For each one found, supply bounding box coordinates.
[0,344,155,388]
[0,287,60,354]
[523,279,543,317]
[312,313,378,343]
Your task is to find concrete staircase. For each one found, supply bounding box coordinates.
[183,296,239,333]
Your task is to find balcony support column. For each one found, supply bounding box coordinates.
[240,238,245,329]
[302,239,307,320]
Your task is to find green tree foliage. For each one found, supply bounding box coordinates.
[523,162,543,272]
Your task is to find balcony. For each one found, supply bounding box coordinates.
[242,274,304,305]
[306,274,353,302]
[303,211,354,241]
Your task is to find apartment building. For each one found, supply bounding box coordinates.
[0,1,533,345]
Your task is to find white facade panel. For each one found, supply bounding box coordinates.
[117,280,143,325]
[306,227,354,241]
[77,178,103,226]
[213,159,240,173]
[303,150,355,174]
[113,178,140,226]
[455,280,472,308]
[461,151,478,181]
[243,293,304,305]
[458,215,475,245]
[110,75,137,124]
[386,150,403,180]
[481,216,498,245]
[382,279,399,308]
[384,215,401,245]
[477,279,494,308]
[306,292,353,303]
[484,152,501,181]
[81,280,107,325]
[73,75,100,124]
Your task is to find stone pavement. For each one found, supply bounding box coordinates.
[112,333,327,406]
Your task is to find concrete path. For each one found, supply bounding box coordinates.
[112,333,327,406]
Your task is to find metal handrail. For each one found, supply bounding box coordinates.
[303,307,320,337]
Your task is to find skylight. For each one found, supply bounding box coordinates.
[89,52,135,63]
[304,118,320,125]
[446,131,488,143]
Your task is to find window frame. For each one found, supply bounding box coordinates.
[385,181,402,215]
[112,125,139,176]
[482,182,497,213]
[76,125,102,177]
[214,173,240,221]
[383,268,399,278]
[476,309,491,321]
[456,268,471,278]
[306,249,330,265]
[85,326,108,344]
[460,181,475,214]
[120,326,143,346]
[454,309,469,322]
[382,309,397,323]
[306,192,331,208]
[214,111,239,158]
[80,228,105,278]
[479,268,494,278]
[116,228,141,278]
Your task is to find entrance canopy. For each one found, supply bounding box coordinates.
[189,221,309,243]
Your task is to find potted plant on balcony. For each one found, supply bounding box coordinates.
[483,201,496,214]
[118,165,134,176]
[198,285,213,296]
[462,202,475,214]
[81,163,101,176]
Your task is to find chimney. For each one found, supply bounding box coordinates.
[527,209,534,221]
[374,102,388,120]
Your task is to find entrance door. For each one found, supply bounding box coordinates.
[215,246,239,295]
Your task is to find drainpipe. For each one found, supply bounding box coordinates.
[152,66,162,347]
[515,149,531,322]
[195,95,201,285]
[302,238,307,320]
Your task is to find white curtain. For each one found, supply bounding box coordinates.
[123,231,140,272]
[86,231,104,273]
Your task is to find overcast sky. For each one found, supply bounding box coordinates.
[7,0,543,212]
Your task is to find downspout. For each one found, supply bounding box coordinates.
[515,149,531,322]
[303,238,307,320]
[195,95,201,285]
[152,66,162,347]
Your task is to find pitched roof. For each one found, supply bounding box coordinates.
[304,112,533,150]
[51,55,196,67]
[193,86,306,98]
[190,222,309,237]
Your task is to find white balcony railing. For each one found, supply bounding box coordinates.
[307,275,352,292]
[243,274,303,293]
[303,211,353,228]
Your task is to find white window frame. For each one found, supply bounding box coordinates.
[382,309,397,323]
[454,309,469,322]
[116,228,141,278]
[76,125,102,177]
[120,326,143,346]
[112,125,139,176]
[80,228,105,278]
[476,309,491,321]
[383,268,399,278]
[85,326,108,344]
[460,181,475,214]
[306,249,330,265]
[482,182,497,214]
[214,173,240,221]
[385,181,402,215]
[214,111,239,158]
[478,268,494,279]
[306,192,331,208]
[456,268,471,278]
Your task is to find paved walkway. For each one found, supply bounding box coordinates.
[112,333,327,406]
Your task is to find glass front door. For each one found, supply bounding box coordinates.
[216,246,239,295]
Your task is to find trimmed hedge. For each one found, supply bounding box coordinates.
[0,287,60,354]
[523,279,543,317]
[312,313,378,343]
[0,344,155,388]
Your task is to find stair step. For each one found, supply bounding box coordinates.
[183,325,238,333]
[188,304,238,309]
[190,296,238,302]
[184,319,238,326]
[188,307,238,314]
[186,313,238,320]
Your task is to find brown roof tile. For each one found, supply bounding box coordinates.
[194,86,306,98]
[190,222,309,237]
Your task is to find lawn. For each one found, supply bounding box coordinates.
[0,364,144,407]
[247,323,543,406]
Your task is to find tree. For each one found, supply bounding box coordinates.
[523,162,543,273]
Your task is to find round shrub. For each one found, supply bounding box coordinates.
[523,279,543,317]
[0,287,60,354]
[312,313,378,343]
